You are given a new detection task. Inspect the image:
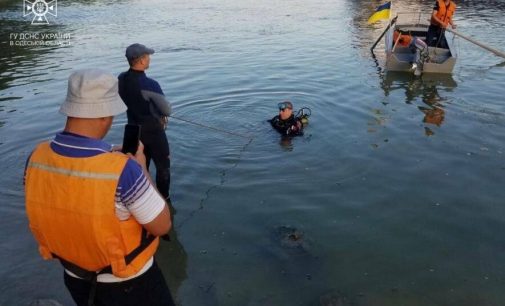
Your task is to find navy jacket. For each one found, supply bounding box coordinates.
[118,69,171,131]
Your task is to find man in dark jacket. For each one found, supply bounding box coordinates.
[118,43,172,200]
[269,101,303,136]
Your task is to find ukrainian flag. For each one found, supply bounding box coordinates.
[367,2,391,24]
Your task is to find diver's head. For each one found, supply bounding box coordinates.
[278,101,293,120]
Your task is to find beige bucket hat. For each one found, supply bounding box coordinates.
[59,69,126,118]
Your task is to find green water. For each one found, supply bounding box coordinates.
[1,0,505,305]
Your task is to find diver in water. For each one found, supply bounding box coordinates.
[269,101,310,136]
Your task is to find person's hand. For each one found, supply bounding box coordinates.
[127,141,147,170]
[135,140,146,164]
[289,122,301,134]
[134,141,146,167]
[161,116,168,129]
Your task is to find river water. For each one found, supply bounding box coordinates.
[1,0,505,305]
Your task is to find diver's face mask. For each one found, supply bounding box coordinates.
[278,102,293,120]
[278,102,293,111]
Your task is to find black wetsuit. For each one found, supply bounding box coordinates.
[269,115,303,136]
[118,69,172,199]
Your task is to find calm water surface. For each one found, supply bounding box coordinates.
[1,0,505,305]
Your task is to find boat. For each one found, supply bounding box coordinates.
[383,13,457,75]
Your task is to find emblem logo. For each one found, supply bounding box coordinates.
[23,0,57,25]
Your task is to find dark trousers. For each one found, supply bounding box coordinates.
[141,129,171,199]
[426,24,448,49]
[64,261,175,306]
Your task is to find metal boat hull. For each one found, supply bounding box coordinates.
[384,14,457,75]
[386,46,456,74]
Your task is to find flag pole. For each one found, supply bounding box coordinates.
[390,0,393,20]
[370,15,398,53]
[369,1,396,52]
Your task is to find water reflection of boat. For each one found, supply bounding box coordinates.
[381,71,457,97]
[384,13,457,75]
[380,71,457,135]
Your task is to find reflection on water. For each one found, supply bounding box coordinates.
[278,136,294,151]
[380,71,457,135]
[158,229,188,304]
[1,0,505,305]
[156,202,188,303]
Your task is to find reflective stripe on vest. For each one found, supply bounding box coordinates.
[27,161,120,180]
[25,142,159,278]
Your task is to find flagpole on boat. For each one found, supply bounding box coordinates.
[370,15,397,53]
[445,28,505,59]
[370,1,395,53]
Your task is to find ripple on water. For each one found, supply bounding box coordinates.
[2,0,505,305]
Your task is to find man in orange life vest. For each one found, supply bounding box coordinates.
[24,69,175,306]
[426,0,457,48]
[394,30,429,76]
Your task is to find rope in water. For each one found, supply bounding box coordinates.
[170,115,253,139]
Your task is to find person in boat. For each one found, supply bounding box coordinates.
[426,0,457,49]
[269,101,306,136]
[24,69,175,306]
[393,30,429,76]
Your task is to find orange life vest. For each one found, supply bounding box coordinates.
[394,31,412,47]
[25,142,159,278]
[431,0,456,26]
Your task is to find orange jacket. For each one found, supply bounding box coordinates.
[431,0,456,27]
[394,31,412,47]
[25,142,159,278]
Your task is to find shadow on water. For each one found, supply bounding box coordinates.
[494,60,505,68]
[379,71,457,135]
[275,129,312,152]
[157,228,188,305]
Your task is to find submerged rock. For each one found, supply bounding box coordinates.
[276,225,308,250]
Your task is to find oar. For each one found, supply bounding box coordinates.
[446,28,505,59]
[391,30,402,53]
